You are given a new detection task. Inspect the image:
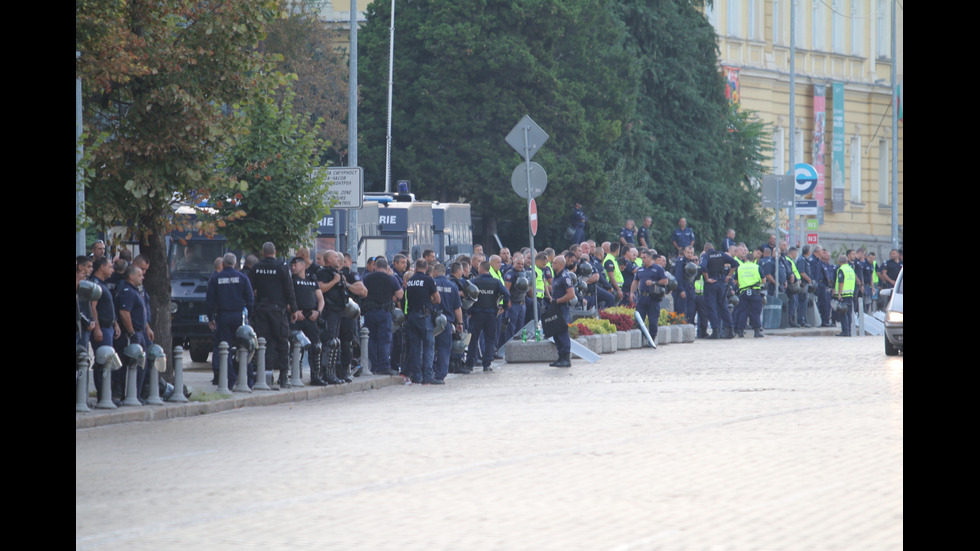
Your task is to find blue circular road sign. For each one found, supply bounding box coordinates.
[794,163,818,196]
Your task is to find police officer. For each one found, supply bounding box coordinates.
[361,257,403,376]
[619,219,636,250]
[631,249,668,341]
[90,256,120,402]
[206,253,255,387]
[811,246,833,327]
[339,257,367,380]
[549,255,575,367]
[637,217,653,249]
[466,260,510,373]
[570,202,587,245]
[404,259,441,384]
[835,254,856,336]
[501,254,528,344]
[673,245,699,323]
[734,247,765,338]
[249,242,297,389]
[432,263,463,383]
[115,263,153,400]
[700,242,739,339]
[317,250,349,385]
[289,256,324,384]
[671,217,695,259]
[603,242,625,304]
[722,228,737,254]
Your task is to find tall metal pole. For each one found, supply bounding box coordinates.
[349,0,359,263]
[788,0,797,247]
[523,126,538,326]
[890,0,899,249]
[384,0,396,194]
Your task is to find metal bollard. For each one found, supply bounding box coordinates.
[76,351,91,413]
[216,342,231,394]
[360,326,371,375]
[233,346,252,393]
[168,346,188,403]
[290,340,305,388]
[253,338,271,390]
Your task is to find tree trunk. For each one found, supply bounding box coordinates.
[142,219,174,381]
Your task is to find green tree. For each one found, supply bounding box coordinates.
[77,0,278,373]
[262,1,350,163]
[212,81,332,254]
[607,0,769,248]
[357,0,635,248]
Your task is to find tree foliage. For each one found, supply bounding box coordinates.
[605,0,770,248]
[357,0,635,246]
[212,81,332,254]
[262,0,350,162]
[76,0,279,373]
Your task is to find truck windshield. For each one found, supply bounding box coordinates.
[169,240,226,273]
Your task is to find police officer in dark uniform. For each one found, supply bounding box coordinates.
[699,242,738,339]
[249,242,297,388]
[619,219,636,250]
[432,263,463,383]
[671,217,695,260]
[361,257,402,376]
[317,250,349,385]
[289,256,324,384]
[466,260,510,373]
[90,256,119,402]
[501,254,528,344]
[812,246,834,327]
[549,255,575,368]
[206,253,254,387]
[404,259,441,384]
[115,263,153,400]
[637,217,653,249]
[631,250,668,341]
[339,257,367,379]
[673,245,698,323]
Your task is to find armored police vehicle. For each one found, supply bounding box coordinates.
[167,208,230,363]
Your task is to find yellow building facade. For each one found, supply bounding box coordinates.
[706,0,903,254]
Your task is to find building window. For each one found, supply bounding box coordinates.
[773,0,785,45]
[832,0,845,53]
[748,0,762,40]
[795,0,807,49]
[851,0,864,56]
[850,135,862,203]
[876,0,891,59]
[813,0,826,51]
[795,128,805,167]
[705,1,719,34]
[878,139,890,206]
[773,127,785,175]
[727,0,742,37]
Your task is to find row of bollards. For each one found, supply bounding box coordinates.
[78,326,376,412]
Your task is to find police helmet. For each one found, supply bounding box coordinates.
[833,299,850,315]
[122,343,145,367]
[684,262,699,283]
[145,344,167,372]
[461,297,476,310]
[433,314,448,337]
[464,281,479,301]
[576,261,593,277]
[95,346,123,371]
[77,279,103,303]
[786,280,801,295]
[289,329,312,348]
[665,272,678,292]
[568,295,579,307]
[576,279,588,294]
[391,307,406,331]
[342,298,361,320]
[513,277,530,294]
[235,325,258,353]
[452,333,469,355]
[728,293,740,307]
[567,272,578,286]
[650,284,666,300]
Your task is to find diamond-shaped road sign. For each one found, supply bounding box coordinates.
[505,115,549,161]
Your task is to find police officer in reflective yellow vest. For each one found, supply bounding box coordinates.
[834,254,856,337]
[734,247,765,338]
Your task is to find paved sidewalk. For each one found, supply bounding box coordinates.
[74,325,854,429]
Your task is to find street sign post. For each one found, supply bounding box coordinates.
[506,115,549,331]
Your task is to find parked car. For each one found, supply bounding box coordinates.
[880,268,903,356]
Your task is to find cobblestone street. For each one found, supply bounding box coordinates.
[76,335,903,551]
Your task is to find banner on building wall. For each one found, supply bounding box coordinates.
[812,85,827,212]
[830,83,845,213]
[724,67,740,105]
